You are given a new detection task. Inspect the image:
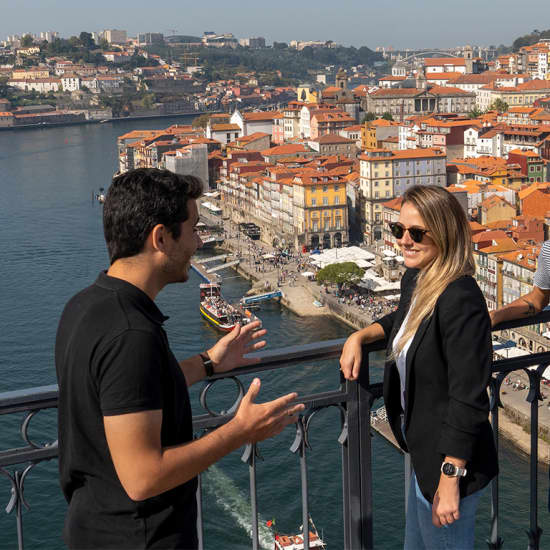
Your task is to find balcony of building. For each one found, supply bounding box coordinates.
[1,314,550,549]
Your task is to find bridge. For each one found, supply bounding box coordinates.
[1,313,549,549]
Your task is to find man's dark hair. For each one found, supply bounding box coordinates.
[103,168,203,264]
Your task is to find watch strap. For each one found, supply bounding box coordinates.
[200,352,214,378]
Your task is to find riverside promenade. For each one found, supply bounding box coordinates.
[199,206,550,464]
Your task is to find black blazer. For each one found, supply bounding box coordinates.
[375,268,498,503]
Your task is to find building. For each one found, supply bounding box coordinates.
[359,147,447,243]
[103,29,127,44]
[363,86,476,120]
[292,172,349,249]
[479,195,516,225]
[238,37,266,48]
[164,143,209,187]
[230,109,278,136]
[206,122,241,144]
[307,134,357,155]
[137,33,164,46]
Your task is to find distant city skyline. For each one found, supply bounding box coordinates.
[2,0,550,50]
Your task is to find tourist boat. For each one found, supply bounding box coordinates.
[272,519,326,550]
[199,283,259,332]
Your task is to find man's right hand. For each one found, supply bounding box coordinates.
[232,379,305,444]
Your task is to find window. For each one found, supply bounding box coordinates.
[323,197,328,206]
[334,196,340,205]
[311,198,316,206]
[334,185,339,191]
[374,181,379,187]
[375,191,379,198]
[385,191,390,197]
[226,133,231,140]
[323,186,328,192]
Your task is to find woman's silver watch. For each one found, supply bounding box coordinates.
[441,461,467,477]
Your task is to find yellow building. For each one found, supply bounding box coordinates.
[296,84,320,104]
[293,173,348,249]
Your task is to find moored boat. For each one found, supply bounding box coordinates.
[199,283,259,332]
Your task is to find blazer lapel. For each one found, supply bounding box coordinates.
[403,314,431,426]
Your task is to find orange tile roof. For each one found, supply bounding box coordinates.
[261,144,307,156]
[243,111,279,121]
[211,123,241,131]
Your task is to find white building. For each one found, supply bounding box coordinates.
[164,143,208,186]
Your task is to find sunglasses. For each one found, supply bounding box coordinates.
[388,222,429,243]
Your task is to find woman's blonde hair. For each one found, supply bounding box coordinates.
[393,185,475,356]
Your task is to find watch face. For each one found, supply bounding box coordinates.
[442,462,456,476]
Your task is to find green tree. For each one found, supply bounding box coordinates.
[79,31,95,49]
[192,113,211,128]
[316,262,365,286]
[21,34,34,47]
[488,98,508,113]
[381,112,394,121]
[361,112,376,123]
[468,106,482,118]
[98,38,110,51]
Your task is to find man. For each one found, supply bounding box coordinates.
[55,168,303,549]
[489,241,550,326]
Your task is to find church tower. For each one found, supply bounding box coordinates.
[335,67,347,90]
[464,45,474,74]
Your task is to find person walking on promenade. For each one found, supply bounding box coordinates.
[339,185,498,549]
[55,168,304,550]
[489,241,550,326]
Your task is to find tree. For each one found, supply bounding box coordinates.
[21,34,34,47]
[273,42,288,50]
[79,32,95,49]
[361,112,376,123]
[468,106,482,119]
[488,98,508,113]
[381,112,394,121]
[192,113,211,128]
[316,262,365,286]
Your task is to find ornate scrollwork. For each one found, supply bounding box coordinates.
[199,376,244,417]
[0,463,36,515]
[289,405,347,454]
[20,410,58,449]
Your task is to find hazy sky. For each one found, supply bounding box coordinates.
[2,0,550,50]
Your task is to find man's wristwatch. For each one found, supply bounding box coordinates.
[441,461,467,477]
[199,352,215,378]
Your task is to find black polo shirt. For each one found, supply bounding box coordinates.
[55,271,198,549]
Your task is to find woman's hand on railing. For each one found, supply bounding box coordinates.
[339,333,363,381]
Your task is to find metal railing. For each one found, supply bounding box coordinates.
[1,313,550,549]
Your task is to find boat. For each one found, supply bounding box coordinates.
[199,231,224,249]
[271,518,326,550]
[199,283,259,332]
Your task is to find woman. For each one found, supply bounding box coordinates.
[340,185,497,549]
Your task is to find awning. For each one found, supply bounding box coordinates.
[383,249,396,257]
[301,271,315,277]
[262,253,275,259]
[543,331,550,339]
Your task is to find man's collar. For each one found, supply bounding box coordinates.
[95,271,169,325]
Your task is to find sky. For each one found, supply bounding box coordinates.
[2,0,550,50]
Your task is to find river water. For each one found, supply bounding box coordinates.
[0,118,547,549]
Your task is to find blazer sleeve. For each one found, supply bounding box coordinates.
[375,268,418,341]
[435,277,492,461]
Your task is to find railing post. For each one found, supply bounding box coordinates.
[341,344,376,549]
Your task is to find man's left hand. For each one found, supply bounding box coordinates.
[207,321,266,373]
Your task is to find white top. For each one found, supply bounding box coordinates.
[392,302,415,411]
[534,240,550,289]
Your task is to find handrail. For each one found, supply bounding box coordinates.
[1,315,549,549]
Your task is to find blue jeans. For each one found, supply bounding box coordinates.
[404,472,482,550]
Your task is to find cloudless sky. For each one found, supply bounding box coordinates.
[2,0,550,50]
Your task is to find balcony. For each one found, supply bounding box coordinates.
[1,314,550,549]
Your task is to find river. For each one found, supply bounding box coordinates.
[0,118,547,549]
